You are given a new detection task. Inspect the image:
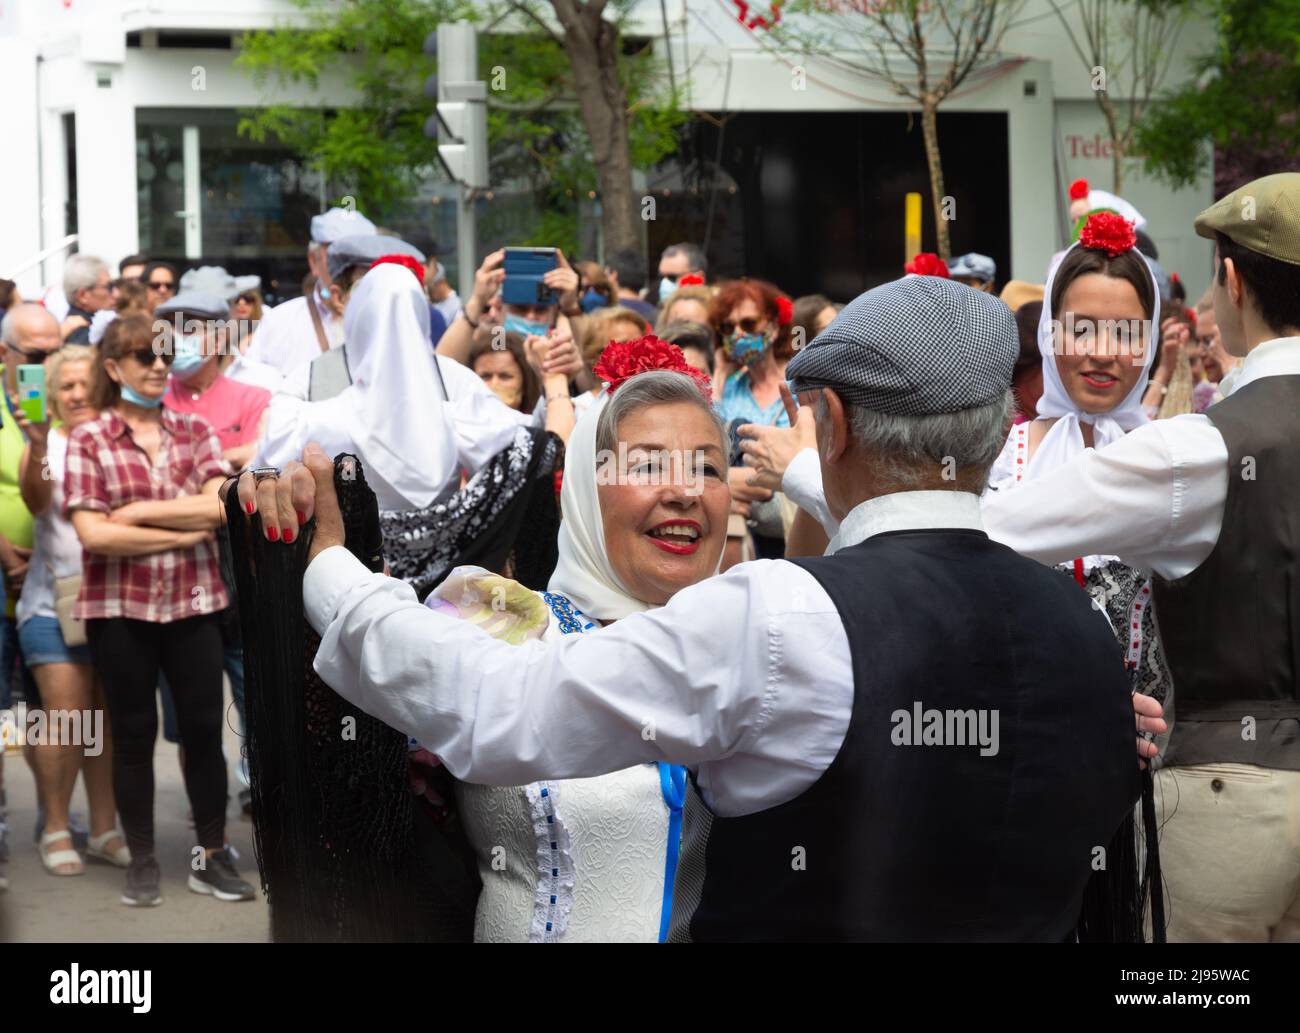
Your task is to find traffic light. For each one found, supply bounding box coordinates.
[423,22,488,190]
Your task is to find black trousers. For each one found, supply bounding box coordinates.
[86,614,227,855]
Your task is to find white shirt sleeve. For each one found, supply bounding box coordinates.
[303,545,781,788]
[981,414,1229,580]
[781,448,840,538]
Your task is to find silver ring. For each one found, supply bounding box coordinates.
[251,467,280,483]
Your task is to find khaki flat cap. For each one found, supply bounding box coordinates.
[1194,172,1300,266]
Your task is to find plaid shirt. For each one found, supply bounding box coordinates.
[64,407,229,623]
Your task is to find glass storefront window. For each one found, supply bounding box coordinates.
[136,108,338,302]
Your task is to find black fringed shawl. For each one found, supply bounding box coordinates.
[224,455,479,942]
[379,426,563,599]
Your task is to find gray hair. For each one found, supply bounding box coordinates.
[1,301,57,347]
[823,391,1014,491]
[595,370,727,458]
[63,254,108,301]
[661,242,707,275]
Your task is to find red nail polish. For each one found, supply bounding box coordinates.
[283,529,294,544]
[297,510,307,526]
[267,527,279,542]
[245,501,255,514]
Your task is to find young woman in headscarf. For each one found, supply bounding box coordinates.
[983,215,1172,939]
[984,213,1172,712]
[253,264,566,595]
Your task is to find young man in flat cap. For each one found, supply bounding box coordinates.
[239,277,1156,941]
[242,206,377,381]
[981,172,1300,942]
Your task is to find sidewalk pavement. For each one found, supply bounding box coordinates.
[0,687,269,943]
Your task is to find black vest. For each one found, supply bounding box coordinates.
[1152,374,1300,769]
[669,530,1140,942]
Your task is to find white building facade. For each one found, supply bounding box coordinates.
[0,0,1216,300]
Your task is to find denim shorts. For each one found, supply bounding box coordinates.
[17,615,92,668]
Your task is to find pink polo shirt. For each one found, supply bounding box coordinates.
[164,372,271,451]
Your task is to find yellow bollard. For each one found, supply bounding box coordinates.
[905,192,922,266]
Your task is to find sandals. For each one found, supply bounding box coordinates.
[39,831,85,876]
[85,830,131,868]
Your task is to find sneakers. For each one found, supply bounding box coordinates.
[187,848,255,902]
[121,856,163,907]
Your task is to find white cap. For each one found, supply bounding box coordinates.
[234,275,261,293]
[1085,190,1147,231]
[180,265,238,302]
[310,207,377,244]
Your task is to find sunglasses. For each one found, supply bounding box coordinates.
[125,348,174,367]
[236,293,258,305]
[148,280,175,292]
[718,317,765,337]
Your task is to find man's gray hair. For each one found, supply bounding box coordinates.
[824,391,1014,491]
[1,302,57,347]
[661,242,707,276]
[63,254,108,301]
[595,370,727,458]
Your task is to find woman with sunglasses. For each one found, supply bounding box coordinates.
[141,261,177,314]
[708,279,795,565]
[64,314,255,908]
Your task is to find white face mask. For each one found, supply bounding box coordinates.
[659,276,679,302]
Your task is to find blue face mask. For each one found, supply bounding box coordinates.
[119,382,163,408]
[580,289,608,314]
[504,314,550,338]
[659,276,679,302]
[171,334,207,379]
[726,331,768,367]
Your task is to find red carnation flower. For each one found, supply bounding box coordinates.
[774,296,794,326]
[1068,178,1090,202]
[592,335,713,399]
[1078,211,1137,258]
[369,253,425,286]
[678,273,705,288]
[904,253,950,278]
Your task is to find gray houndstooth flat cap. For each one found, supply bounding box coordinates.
[785,276,1017,416]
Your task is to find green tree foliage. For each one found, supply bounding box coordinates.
[237,0,686,253]
[1135,0,1300,192]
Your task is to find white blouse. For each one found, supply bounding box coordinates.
[17,429,83,626]
[425,571,671,943]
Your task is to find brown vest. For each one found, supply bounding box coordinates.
[1152,374,1300,769]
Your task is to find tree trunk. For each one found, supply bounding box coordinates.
[1098,93,1124,195]
[920,100,950,261]
[549,1,641,256]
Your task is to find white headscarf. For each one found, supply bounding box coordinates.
[548,393,650,622]
[1030,241,1160,477]
[548,380,727,622]
[256,264,458,511]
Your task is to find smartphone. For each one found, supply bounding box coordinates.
[502,247,559,307]
[17,364,46,424]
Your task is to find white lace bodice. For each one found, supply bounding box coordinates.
[429,576,672,943]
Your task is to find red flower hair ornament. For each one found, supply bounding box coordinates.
[1068,178,1090,202]
[774,295,794,326]
[1078,211,1137,258]
[592,335,713,400]
[369,253,426,286]
[678,273,705,288]
[904,253,950,278]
